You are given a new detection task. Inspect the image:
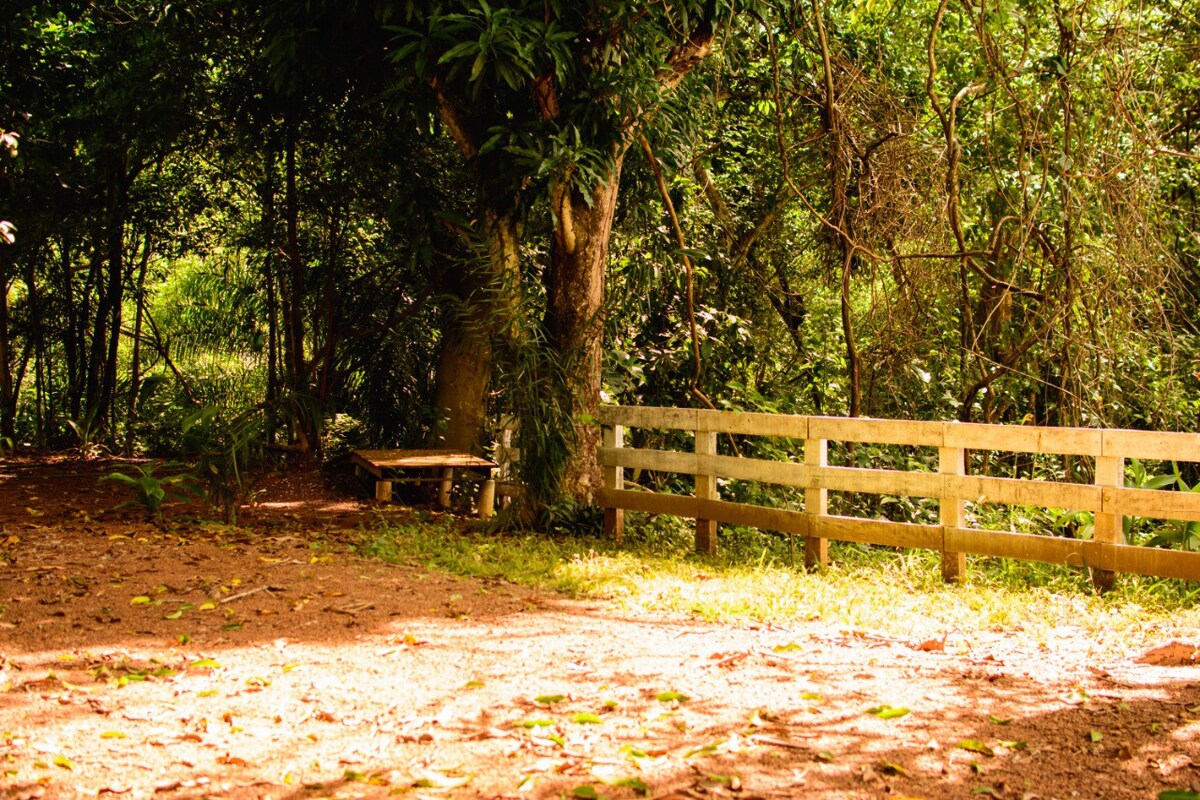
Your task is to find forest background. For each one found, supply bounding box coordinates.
[2,0,1199,532]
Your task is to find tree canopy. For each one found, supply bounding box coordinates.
[2,0,1199,523]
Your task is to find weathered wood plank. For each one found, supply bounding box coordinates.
[596,487,699,519]
[353,449,497,470]
[1108,543,1200,581]
[809,465,943,498]
[598,446,700,475]
[1101,429,1200,462]
[948,474,1102,511]
[805,438,829,569]
[695,409,809,438]
[809,416,944,447]
[811,515,943,549]
[696,498,811,537]
[351,452,385,479]
[597,406,699,431]
[1103,486,1200,523]
[695,430,719,554]
[941,422,1102,455]
[939,446,967,582]
[602,424,625,542]
[944,527,1099,568]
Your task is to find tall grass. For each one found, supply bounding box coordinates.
[356,512,1200,650]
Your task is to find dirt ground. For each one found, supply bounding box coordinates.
[1,455,1199,800]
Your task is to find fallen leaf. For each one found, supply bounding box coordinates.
[958,739,995,757]
[866,705,910,720]
[656,691,689,703]
[572,712,602,724]
[517,719,554,728]
[1138,643,1200,666]
[911,635,946,652]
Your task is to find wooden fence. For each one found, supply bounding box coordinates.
[595,405,1200,587]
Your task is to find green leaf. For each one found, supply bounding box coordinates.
[878,760,908,776]
[547,733,565,747]
[609,777,648,795]
[773,643,802,652]
[815,751,834,762]
[571,786,599,799]
[189,658,220,669]
[100,731,126,739]
[656,691,689,703]
[571,712,602,724]
[53,755,73,770]
[987,714,1011,725]
[1158,792,1200,800]
[866,705,910,719]
[518,718,554,728]
[130,595,151,605]
[1089,730,1103,742]
[958,739,995,756]
[535,694,565,705]
[164,610,183,620]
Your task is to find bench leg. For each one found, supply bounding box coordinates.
[479,470,496,518]
[438,468,454,508]
[375,480,393,502]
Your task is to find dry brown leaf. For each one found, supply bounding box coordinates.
[911,636,947,652]
[1136,642,1200,666]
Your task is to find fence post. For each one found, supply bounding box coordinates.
[1092,454,1124,592]
[804,437,828,569]
[939,445,967,582]
[602,423,625,542]
[695,429,718,554]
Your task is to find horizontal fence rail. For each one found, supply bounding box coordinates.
[595,406,1200,588]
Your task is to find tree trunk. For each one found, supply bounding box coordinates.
[282,111,313,454]
[545,165,622,503]
[0,244,13,441]
[431,208,521,454]
[85,149,128,436]
[125,235,152,456]
[431,318,492,453]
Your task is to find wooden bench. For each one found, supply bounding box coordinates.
[351,449,498,517]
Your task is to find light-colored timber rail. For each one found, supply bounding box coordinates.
[595,406,1200,589]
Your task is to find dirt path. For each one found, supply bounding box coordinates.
[1,456,1198,799]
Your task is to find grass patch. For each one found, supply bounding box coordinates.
[356,512,1200,650]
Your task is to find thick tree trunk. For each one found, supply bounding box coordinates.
[431,319,492,453]
[545,165,622,503]
[431,209,520,453]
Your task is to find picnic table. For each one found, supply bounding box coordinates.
[351,449,498,518]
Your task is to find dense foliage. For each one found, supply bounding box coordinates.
[1,0,1198,519]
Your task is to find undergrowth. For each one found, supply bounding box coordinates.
[356,512,1200,649]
